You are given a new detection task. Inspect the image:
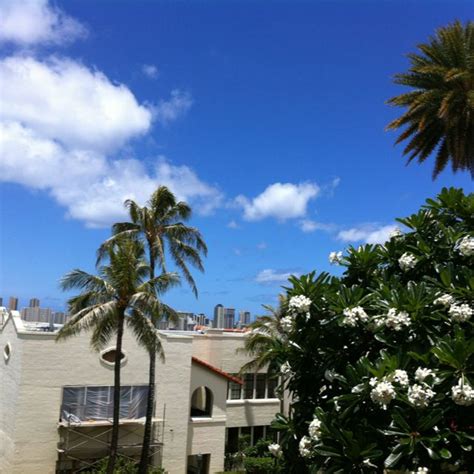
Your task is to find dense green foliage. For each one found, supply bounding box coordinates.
[387,21,474,178]
[272,188,473,472]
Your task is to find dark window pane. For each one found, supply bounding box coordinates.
[267,376,278,399]
[228,378,242,400]
[85,386,111,420]
[226,427,239,453]
[255,374,266,399]
[243,374,254,399]
[253,426,264,445]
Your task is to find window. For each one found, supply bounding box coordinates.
[255,374,266,399]
[60,385,148,422]
[100,348,126,365]
[190,386,213,417]
[267,376,278,398]
[3,342,11,361]
[243,374,254,399]
[228,378,242,400]
[225,426,274,453]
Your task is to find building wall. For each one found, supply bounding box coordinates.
[1,317,282,474]
[0,315,24,474]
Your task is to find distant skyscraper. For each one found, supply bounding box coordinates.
[213,304,224,328]
[53,312,66,324]
[224,308,235,329]
[8,297,18,311]
[0,297,3,307]
[239,311,251,326]
[21,307,52,323]
[29,298,40,308]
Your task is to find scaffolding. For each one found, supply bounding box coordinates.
[56,409,166,473]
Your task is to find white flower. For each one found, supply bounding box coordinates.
[448,303,473,323]
[289,295,312,314]
[408,384,435,408]
[451,379,474,406]
[392,369,409,387]
[433,293,454,307]
[280,315,294,332]
[412,468,429,474]
[415,367,437,383]
[329,251,343,265]
[280,361,292,375]
[399,252,417,271]
[299,435,312,458]
[456,235,474,257]
[342,306,369,327]
[268,443,282,458]
[308,418,322,440]
[385,308,411,331]
[369,377,378,387]
[370,381,396,409]
[389,227,403,239]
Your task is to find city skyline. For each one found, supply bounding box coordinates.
[0,1,471,316]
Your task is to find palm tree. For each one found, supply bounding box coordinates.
[99,186,207,473]
[238,298,290,414]
[386,20,474,178]
[57,236,178,474]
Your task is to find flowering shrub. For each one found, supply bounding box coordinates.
[273,188,474,473]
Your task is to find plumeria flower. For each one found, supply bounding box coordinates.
[268,443,282,458]
[289,295,312,315]
[385,308,411,331]
[280,361,292,376]
[408,384,435,408]
[308,417,322,440]
[433,293,454,307]
[280,315,294,332]
[415,367,438,383]
[455,235,474,257]
[451,378,474,406]
[299,436,312,458]
[370,380,396,409]
[399,252,417,271]
[342,306,369,327]
[448,303,473,323]
[329,251,343,265]
[392,369,409,387]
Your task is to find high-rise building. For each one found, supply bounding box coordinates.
[8,297,18,311]
[224,308,235,329]
[0,297,3,307]
[53,312,67,324]
[239,311,251,327]
[213,304,224,328]
[29,298,40,308]
[21,307,52,323]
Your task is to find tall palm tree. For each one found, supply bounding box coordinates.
[387,20,474,178]
[99,186,207,473]
[57,237,178,474]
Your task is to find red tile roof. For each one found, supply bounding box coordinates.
[192,356,243,385]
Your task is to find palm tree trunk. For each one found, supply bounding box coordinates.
[107,309,125,474]
[139,245,157,473]
[138,350,156,473]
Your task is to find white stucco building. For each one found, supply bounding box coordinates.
[0,309,282,474]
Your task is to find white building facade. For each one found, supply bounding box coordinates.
[0,310,281,474]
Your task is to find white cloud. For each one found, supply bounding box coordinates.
[227,220,239,229]
[0,55,219,227]
[256,242,267,250]
[142,64,159,79]
[337,224,398,244]
[0,122,223,227]
[0,56,152,152]
[236,182,319,221]
[0,0,87,45]
[152,89,193,126]
[299,220,334,233]
[255,269,299,285]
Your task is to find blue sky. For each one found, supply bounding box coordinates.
[0,0,472,317]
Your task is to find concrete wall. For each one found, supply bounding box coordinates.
[0,318,282,474]
[0,315,23,474]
